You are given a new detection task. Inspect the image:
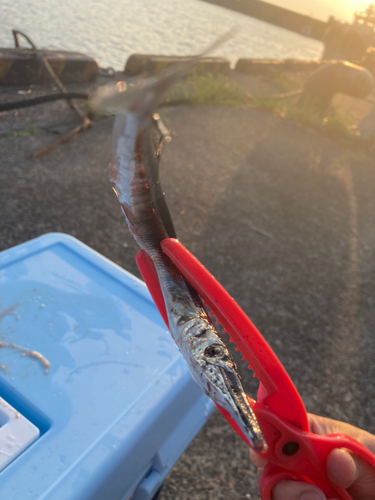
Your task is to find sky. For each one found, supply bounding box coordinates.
[268,0,365,22]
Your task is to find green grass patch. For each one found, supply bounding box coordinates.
[269,70,294,93]
[321,113,357,139]
[269,70,305,93]
[286,102,324,126]
[168,73,358,141]
[249,95,288,115]
[167,74,251,107]
[7,126,38,137]
[287,102,357,139]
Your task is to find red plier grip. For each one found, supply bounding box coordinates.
[136,239,375,500]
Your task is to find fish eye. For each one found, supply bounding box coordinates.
[204,344,225,358]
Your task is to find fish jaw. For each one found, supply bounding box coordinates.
[177,318,267,453]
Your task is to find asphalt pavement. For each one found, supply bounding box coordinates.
[1,95,374,499]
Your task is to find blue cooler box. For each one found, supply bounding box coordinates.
[0,234,214,500]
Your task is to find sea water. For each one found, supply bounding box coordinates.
[1,0,323,70]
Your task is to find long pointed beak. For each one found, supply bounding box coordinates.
[221,368,267,453]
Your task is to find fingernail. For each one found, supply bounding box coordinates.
[300,492,325,500]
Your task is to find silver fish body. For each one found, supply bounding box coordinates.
[94,35,266,453]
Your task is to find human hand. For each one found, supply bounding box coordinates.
[250,413,375,500]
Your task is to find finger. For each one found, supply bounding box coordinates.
[308,414,335,436]
[327,447,375,498]
[249,448,268,468]
[327,448,356,489]
[272,480,326,500]
[308,414,375,454]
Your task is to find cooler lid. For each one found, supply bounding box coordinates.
[0,233,203,500]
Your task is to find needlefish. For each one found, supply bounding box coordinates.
[92,32,266,453]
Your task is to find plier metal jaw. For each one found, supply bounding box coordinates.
[136,238,375,500]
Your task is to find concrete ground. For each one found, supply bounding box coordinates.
[1,89,375,499]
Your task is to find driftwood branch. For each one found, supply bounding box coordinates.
[31,119,91,159]
[12,30,37,50]
[12,30,92,158]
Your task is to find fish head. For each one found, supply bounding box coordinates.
[186,324,266,453]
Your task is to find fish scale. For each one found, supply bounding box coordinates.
[203,302,253,371]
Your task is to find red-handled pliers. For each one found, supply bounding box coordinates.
[136,238,375,500]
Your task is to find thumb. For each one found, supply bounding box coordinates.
[327,448,375,498]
